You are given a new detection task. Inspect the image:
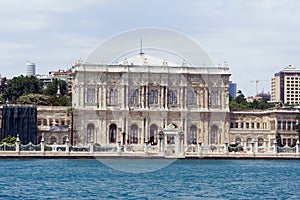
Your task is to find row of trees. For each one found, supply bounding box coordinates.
[229,90,274,111]
[0,75,71,106]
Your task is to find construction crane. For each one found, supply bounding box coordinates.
[250,80,270,97]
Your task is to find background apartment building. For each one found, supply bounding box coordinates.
[271,65,300,105]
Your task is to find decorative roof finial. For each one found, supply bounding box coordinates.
[140,37,144,55]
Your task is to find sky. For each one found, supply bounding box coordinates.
[0,0,300,97]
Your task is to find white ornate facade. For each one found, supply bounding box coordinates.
[71,53,230,151]
[229,109,299,152]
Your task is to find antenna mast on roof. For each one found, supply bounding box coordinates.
[140,37,144,55]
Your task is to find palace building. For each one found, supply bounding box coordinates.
[71,52,231,151]
[229,109,299,153]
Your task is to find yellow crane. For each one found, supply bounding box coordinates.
[249,80,270,97]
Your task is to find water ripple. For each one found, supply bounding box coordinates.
[0,159,299,199]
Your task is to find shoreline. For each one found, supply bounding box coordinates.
[0,152,299,160]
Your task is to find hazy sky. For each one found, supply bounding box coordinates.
[0,0,300,96]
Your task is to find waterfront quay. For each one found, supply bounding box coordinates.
[1,147,300,160]
[1,133,300,159]
[1,152,300,160]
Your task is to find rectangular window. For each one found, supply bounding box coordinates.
[130,89,139,104]
[189,90,197,105]
[87,88,95,104]
[149,90,158,104]
[210,91,219,106]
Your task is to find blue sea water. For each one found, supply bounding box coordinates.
[0,159,299,199]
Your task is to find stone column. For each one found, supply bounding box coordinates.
[141,118,145,145]
[117,138,121,154]
[125,117,128,145]
[198,140,202,157]
[103,86,107,108]
[98,85,102,108]
[184,87,188,109]
[180,134,184,155]
[144,139,148,153]
[184,118,188,146]
[251,140,255,154]
[145,117,149,142]
[161,86,164,109]
[164,86,168,109]
[296,140,299,154]
[180,86,184,109]
[78,85,81,107]
[175,134,179,156]
[90,137,94,154]
[146,86,149,109]
[141,86,144,109]
[224,140,228,154]
[121,85,125,109]
[273,139,277,154]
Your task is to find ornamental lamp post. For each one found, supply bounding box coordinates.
[117,137,121,154]
[65,136,70,153]
[198,140,202,157]
[179,131,184,155]
[224,139,229,154]
[41,133,45,153]
[16,134,20,153]
[144,139,148,153]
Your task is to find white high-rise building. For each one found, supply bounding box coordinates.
[26,61,36,76]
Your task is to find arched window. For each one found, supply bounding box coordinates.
[63,136,68,144]
[169,90,177,104]
[87,124,95,143]
[130,124,138,144]
[247,138,252,147]
[149,90,158,104]
[189,90,197,105]
[130,89,139,104]
[149,124,158,145]
[189,125,197,144]
[282,138,286,146]
[109,89,118,104]
[258,138,264,147]
[109,124,117,143]
[257,122,260,129]
[210,126,218,145]
[50,136,57,144]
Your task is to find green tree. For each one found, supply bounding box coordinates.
[17,94,52,105]
[1,135,16,144]
[229,90,274,111]
[3,75,42,103]
[43,79,68,96]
